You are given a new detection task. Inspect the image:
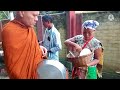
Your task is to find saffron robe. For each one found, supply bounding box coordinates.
[2,20,43,79]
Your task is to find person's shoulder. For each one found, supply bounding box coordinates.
[3,20,18,30]
[2,21,13,33]
[52,26,60,34]
[92,37,103,47]
[75,35,83,38]
[3,21,12,29]
[2,20,20,34]
[52,26,58,31]
[93,37,101,42]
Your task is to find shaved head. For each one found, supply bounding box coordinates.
[15,11,40,27]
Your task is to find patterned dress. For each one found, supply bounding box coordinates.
[74,35,102,62]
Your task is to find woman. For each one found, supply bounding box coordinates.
[64,20,103,79]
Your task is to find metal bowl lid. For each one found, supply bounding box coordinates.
[37,60,67,79]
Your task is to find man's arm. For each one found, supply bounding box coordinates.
[49,32,62,53]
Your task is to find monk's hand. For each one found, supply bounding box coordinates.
[40,46,47,58]
[39,41,43,45]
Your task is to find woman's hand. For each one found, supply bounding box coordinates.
[64,37,82,53]
[74,44,82,52]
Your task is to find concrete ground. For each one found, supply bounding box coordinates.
[0,69,9,79]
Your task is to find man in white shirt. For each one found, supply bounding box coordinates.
[41,15,62,61]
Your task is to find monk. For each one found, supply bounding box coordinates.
[2,11,47,79]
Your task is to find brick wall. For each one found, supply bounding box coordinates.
[82,11,120,78]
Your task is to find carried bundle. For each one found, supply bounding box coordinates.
[67,48,92,67]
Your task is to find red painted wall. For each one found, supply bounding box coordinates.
[66,11,82,39]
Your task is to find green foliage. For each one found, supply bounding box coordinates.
[40,11,66,30]
[0,11,9,20]
[40,11,64,15]
[52,14,66,30]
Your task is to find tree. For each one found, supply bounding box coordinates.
[0,11,15,21]
[0,11,9,20]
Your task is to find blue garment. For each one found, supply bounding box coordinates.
[43,24,62,61]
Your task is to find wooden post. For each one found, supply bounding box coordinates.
[36,15,44,42]
[76,13,83,35]
[0,21,2,42]
[66,11,76,39]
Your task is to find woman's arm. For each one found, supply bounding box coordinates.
[87,48,102,66]
[64,37,76,47]
[64,37,82,52]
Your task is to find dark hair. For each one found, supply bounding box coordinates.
[42,15,53,23]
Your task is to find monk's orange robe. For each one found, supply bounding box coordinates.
[2,20,43,79]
